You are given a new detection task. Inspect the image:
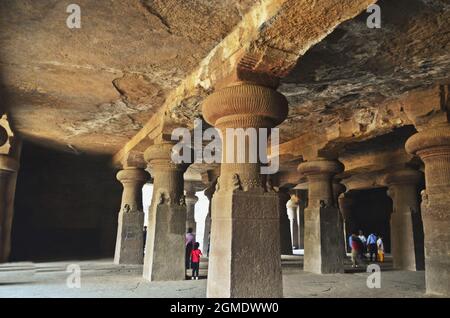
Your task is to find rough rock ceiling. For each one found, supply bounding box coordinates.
[0,0,255,154]
[279,0,450,142]
[0,0,449,161]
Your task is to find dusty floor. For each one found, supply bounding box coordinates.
[0,255,436,298]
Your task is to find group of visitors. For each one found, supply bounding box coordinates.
[349,230,384,268]
[185,228,202,280]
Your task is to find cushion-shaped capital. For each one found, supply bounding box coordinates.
[202,82,288,129]
[116,168,148,184]
[297,159,344,177]
[406,124,450,156]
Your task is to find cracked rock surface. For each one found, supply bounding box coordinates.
[0,0,254,153]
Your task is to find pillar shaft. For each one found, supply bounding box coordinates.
[287,197,299,249]
[296,190,307,249]
[384,169,424,271]
[143,142,188,281]
[339,194,355,253]
[0,171,11,262]
[185,190,198,233]
[333,182,347,258]
[202,82,288,297]
[0,154,19,263]
[114,168,148,265]
[279,189,293,255]
[406,124,450,295]
[298,159,344,274]
[203,182,216,257]
[202,167,220,256]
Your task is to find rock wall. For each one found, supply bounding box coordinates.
[10,142,121,261]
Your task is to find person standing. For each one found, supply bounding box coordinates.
[185,228,195,270]
[377,236,385,263]
[348,234,353,254]
[358,230,367,259]
[351,233,363,268]
[367,233,378,262]
[190,242,202,280]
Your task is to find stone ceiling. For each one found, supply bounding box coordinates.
[0,0,448,173]
[0,0,256,153]
[279,0,450,142]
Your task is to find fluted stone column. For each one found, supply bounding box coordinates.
[286,196,299,249]
[114,168,148,265]
[339,193,355,252]
[406,124,450,295]
[333,181,347,258]
[384,169,425,271]
[279,188,293,255]
[202,82,288,297]
[298,159,345,274]
[185,186,198,233]
[0,154,19,263]
[143,142,188,281]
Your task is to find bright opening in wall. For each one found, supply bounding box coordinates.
[141,183,210,249]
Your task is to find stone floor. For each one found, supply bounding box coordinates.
[0,255,437,298]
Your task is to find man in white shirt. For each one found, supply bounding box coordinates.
[358,230,367,259]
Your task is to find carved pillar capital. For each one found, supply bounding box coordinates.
[298,159,344,178]
[406,123,450,191]
[116,167,148,185]
[202,82,288,193]
[298,159,344,207]
[383,168,423,187]
[202,82,288,130]
[144,142,189,172]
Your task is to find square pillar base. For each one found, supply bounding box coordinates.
[423,195,450,296]
[143,203,186,281]
[114,212,144,265]
[304,206,344,274]
[207,189,283,298]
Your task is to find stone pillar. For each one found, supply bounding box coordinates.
[298,159,344,274]
[279,188,293,255]
[185,184,198,233]
[202,170,219,257]
[143,142,188,281]
[202,81,288,297]
[406,124,450,295]
[0,154,20,263]
[296,190,307,249]
[339,193,355,253]
[384,168,425,271]
[286,196,299,249]
[333,181,347,258]
[114,168,148,265]
[203,185,214,257]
